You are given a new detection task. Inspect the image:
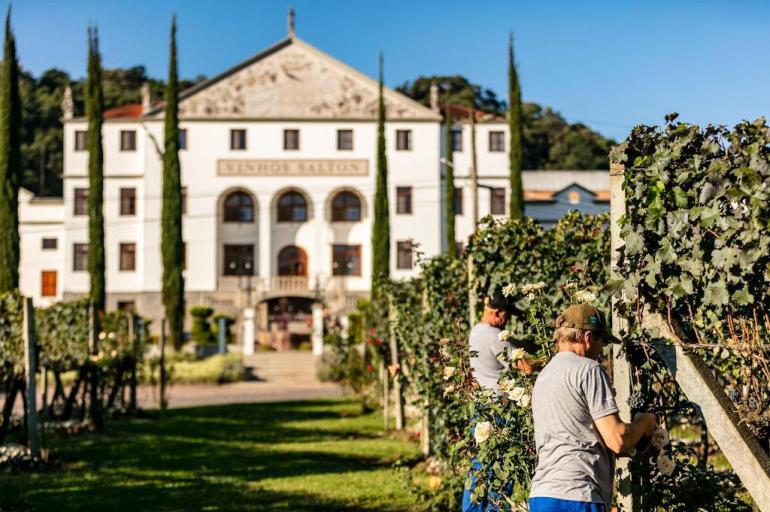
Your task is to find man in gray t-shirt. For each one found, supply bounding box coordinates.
[528,304,656,512]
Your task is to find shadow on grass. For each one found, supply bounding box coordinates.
[0,399,415,512]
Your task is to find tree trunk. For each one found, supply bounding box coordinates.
[0,377,19,444]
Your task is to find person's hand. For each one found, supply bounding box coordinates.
[634,412,657,435]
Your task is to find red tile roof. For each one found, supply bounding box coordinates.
[104,103,143,119]
[441,103,504,122]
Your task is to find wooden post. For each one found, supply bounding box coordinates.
[609,163,638,511]
[159,318,168,410]
[88,303,103,432]
[468,109,479,326]
[421,410,430,457]
[388,300,404,430]
[467,255,476,326]
[22,298,39,458]
[128,312,137,412]
[381,360,389,433]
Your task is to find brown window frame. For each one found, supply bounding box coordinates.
[396,186,412,215]
[120,187,136,216]
[119,242,136,271]
[223,244,254,276]
[330,191,361,222]
[454,187,463,215]
[396,241,413,270]
[73,243,88,271]
[230,129,247,150]
[490,187,506,215]
[179,128,188,150]
[120,130,137,151]
[489,130,505,152]
[74,130,87,151]
[41,270,57,297]
[283,129,300,150]
[277,245,308,276]
[41,237,58,250]
[223,191,254,223]
[396,129,412,151]
[451,128,463,152]
[332,244,362,276]
[277,191,308,223]
[73,188,88,216]
[337,129,353,150]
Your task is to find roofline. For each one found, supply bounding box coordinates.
[64,116,441,124]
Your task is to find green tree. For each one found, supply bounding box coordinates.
[371,53,390,290]
[161,17,185,350]
[86,27,105,311]
[508,34,524,219]
[397,75,504,113]
[0,8,20,292]
[443,109,457,258]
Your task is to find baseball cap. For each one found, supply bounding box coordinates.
[555,303,620,343]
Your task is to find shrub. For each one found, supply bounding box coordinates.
[189,306,215,345]
[170,353,244,384]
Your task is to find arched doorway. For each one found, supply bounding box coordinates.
[277,245,307,276]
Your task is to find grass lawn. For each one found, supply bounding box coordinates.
[0,399,420,511]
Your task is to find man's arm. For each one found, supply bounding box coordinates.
[594,412,657,455]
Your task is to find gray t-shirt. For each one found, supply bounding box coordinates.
[469,322,509,392]
[529,351,619,507]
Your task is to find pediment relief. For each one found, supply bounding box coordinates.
[176,39,437,120]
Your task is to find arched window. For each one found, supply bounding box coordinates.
[277,191,308,222]
[277,245,307,276]
[331,191,361,222]
[223,191,254,223]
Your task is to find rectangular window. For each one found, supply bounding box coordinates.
[491,187,506,215]
[396,241,413,270]
[41,270,57,297]
[181,186,187,215]
[489,131,505,152]
[332,244,361,276]
[73,243,88,271]
[224,244,254,276]
[230,129,247,150]
[396,129,412,151]
[120,130,137,151]
[451,128,463,151]
[337,129,353,150]
[74,130,87,151]
[396,186,413,214]
[119,243,136,271]
[41,237,58,250]
[117,300,136,312]
[179,128,187,150]
[454,187,463,215]
[284,129,300,150]
[120,188,136,216]
[73,188,88,216]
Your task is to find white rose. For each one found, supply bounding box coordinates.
[657,454,675,476]
[498,379,515,394]
[98,331,107,341]
[518,393,531,407]
[474,421,493,444]
[442,366,456,380]
[574,290,597,304]
[108,332,116,340]
[502,283,517,297]
[511,347,526,361]
[443,384,456,397]
[498,330,512,342]
[508,386,526,402]
[651,428,669,449]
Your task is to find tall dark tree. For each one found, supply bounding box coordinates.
[161,17,185,350]
[371,53,390,292]
[508,33,524,219]
[86,27,105,310]
[0,8,20,292]
[443,109,457,258]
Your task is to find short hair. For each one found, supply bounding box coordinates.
[554,326,585,344]
[484,288,514,315]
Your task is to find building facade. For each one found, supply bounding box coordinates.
[17,34,609,349]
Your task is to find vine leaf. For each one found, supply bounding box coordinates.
[703,279,729,306]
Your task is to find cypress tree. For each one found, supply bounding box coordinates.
[161,17,185,350]
[86,27,105,310]
[507,33,524,219]
[443,108,457,258]
[371,53,390,291]
[0,8,20,292]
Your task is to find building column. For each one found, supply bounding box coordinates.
[243,306,255,356]
[311,301,324,356]
[258,199,271,284]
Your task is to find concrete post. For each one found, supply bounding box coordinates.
[22,298,39,458]
[311,301,324,356]
[218,316,227,354]
[243,307,256,356]
[388,301,405,430]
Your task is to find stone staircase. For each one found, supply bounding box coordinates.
[243,351,325,386]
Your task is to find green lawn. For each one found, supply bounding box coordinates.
[1,399,420,511]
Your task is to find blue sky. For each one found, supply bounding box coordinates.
[9,0,770,141]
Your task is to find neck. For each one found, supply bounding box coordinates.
[481,311,498,327]
[558,342,587,358]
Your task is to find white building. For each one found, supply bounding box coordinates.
[17,29,609,349]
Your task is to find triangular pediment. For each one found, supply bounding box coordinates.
[152,37,439,121]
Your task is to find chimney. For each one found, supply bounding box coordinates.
[429,81,439,113]
[141,82,151,114]
[61,84,73,120]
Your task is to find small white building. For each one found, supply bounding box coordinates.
[17,29,609,349]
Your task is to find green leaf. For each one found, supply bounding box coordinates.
[703,279,729,306]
